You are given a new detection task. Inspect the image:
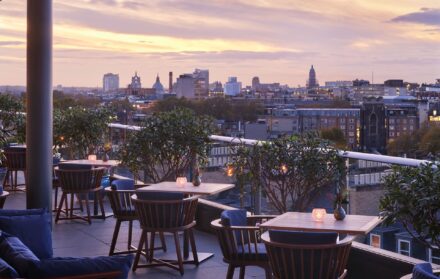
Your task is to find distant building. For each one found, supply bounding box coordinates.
[360,97,387,153]
[266,107,360,149]
[103,73,119,92]
[127,72,142,95]
[174,69,209,99]
[168,72,173,93]
[130,72,141,89]
[325,81,353,87]
[353,79,370,87]
[193,69,209,98]
[175,74,196,98]
[252,76,260,90]
[152,74,164,94]
[209,81,223,96]
[224,77,242,96]
[384,79,404,87]
[306,65,319,89]
[386,106,418,140]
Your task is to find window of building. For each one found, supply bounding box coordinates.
[349,119,355,123]
[370,234,381,248]
[390,125,395,130]
[349,132,354,137]
[389,119,395,124]
[349,138,354,143]
[398,239,411,256]
[340,125,346,130]
[390,132,395,137]
[349,125,354,130]
[429,248,440,265]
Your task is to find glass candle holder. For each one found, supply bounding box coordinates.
[312,208,326,222]
[176,177,187,187]
[88,154,97,161]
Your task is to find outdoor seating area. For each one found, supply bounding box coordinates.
[0,141,437,278]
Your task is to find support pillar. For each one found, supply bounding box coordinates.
[26,0,53,209]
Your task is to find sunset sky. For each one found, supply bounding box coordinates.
[1,0,439,87]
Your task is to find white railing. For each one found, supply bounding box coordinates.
[108,123,429,167]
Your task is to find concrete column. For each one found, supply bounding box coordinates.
[26,0,53,209]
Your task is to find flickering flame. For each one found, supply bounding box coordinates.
[312,208,326,222]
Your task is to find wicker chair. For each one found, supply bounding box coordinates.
[105,179,167,256]
[54,167,105,224]
[261,230,354,279]
[210,209,276,279]
[131,192,199,275]
[2,147,26,191]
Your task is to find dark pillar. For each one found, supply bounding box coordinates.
[26,0,53,209]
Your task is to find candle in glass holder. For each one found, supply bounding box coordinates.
[176,177,187,187]
[88,154,97,161]
[312,208,326,222]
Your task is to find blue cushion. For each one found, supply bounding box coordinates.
[413,263,438,279]
[0,233,39,277]
[220,209,247,227]
[58,163,92,170]
[0,185,3,195]
[111,179,135,191]
[237,243,267,261]
[0,208,53,259]
[30,255,134,279]
[269,230,338,245]
[221,210,248,245]
[136,191,184,200]
[0,257,19,278]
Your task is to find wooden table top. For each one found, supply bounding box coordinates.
[60,159,120,168]
[260,212,382,235]
[137,181,234,196]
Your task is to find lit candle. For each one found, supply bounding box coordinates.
[88,154,97,161]
[312,208,327,222]
[176,177,187,187]
[226,165,234,177]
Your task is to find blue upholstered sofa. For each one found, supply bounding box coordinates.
[0,208,133,278]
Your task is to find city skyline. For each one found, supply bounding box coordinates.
[1,0,439,87]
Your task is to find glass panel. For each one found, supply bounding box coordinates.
[370,234,381,248]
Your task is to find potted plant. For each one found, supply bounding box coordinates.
[119,108,214,183]
[53,107,112,159]
[231,132,341,214]
[380,162,440,250]
[0,94,26,184]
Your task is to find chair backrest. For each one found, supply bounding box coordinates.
[131,193,198,231]
[105,179,137,220]
[211,211,270,263]
[3,147,26,170]
[55,167,104,193]
[261,231,354,279]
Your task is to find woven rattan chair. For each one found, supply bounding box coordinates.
[261,230,354,279]
[210,209,276,279]
[2,147,26,191]
[105,179,167,256]
[131,192,199,275]
[55,167,105,224]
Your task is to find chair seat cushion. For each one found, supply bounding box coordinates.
[0,233,39,277]
[29,255,134,279]
[111,179,135,191]
[136,191,184,200]
[0,257,19,278]
[236,243,267,261]
[0,208,53,259]
[413,263,438,279]
[269,230,338,245]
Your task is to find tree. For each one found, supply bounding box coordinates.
[231,133,341,213]
[0,94,25,147]
[53,107,112,159]
[320,127,347,149]
[119,108,215,183]
[380,163,440,249]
